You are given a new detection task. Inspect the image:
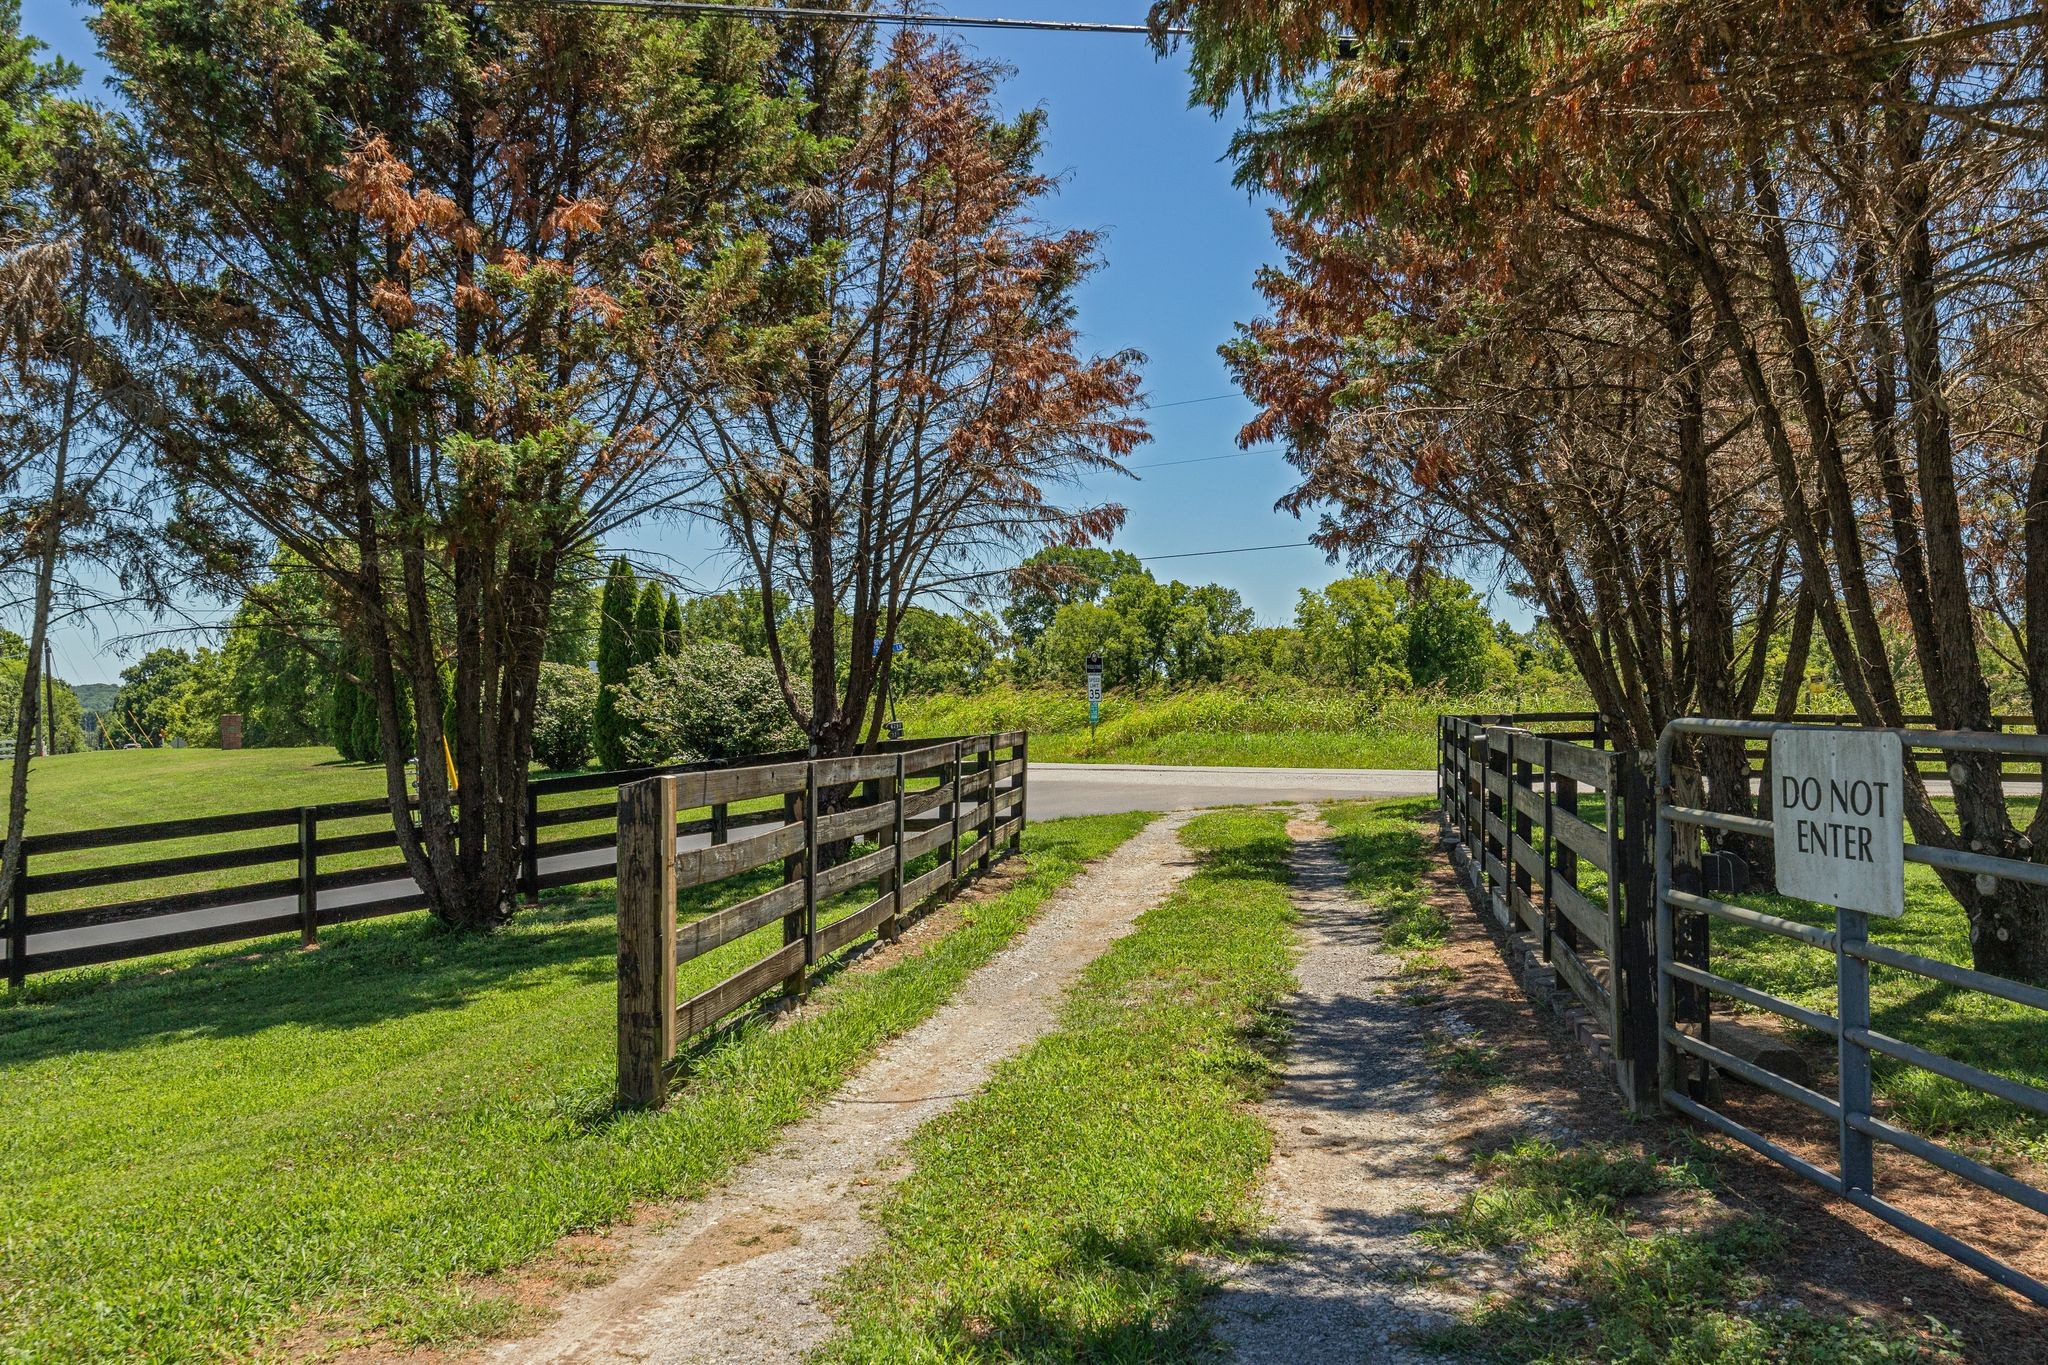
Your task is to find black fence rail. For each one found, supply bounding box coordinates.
[2,736,1007,987]
[616,732,1027,1107]
[1438,716,1657,1107]
[1468,707,2048,780]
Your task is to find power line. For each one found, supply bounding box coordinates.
[1141,392,1241,411]
[1132,449,1262,471]
[538,2,1188,34]
[1139,540,1312,562]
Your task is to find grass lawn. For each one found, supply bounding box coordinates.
[0,745,794,923]
[900,683,1584,770]
[1714,859,2048,1160]
[819,807,1298,1361]
[0,811,1151,1363]
[0,745,386,835]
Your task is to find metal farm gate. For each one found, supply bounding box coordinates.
[1655,718,2048,1308]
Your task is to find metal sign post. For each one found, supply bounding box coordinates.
[1085,652,1102,740]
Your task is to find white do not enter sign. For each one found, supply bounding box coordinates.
[1769,729,1906,918]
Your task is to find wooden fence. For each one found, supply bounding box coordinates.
[1438,716,1658,1107]
[616,732,1027,1108]
[1,737,1004,988]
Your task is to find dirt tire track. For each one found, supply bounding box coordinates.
[475,811,1200,1365]
[1204,812,1473,1363]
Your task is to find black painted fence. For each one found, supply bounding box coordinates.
[2,736,1005,987]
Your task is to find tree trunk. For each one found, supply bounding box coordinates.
[0,326,80,949]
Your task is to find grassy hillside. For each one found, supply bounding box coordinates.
[898,682,1586,769]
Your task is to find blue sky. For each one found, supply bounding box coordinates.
[19,0,1496,684]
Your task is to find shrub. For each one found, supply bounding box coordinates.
[533,662,598,771]
[612,642,800,765]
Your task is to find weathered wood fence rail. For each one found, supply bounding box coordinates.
[2,736,1008,988]
[1438,714,1659,1106]
[617,732,1027,1108]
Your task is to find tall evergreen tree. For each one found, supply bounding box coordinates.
[105,0,796,927]
[593,557,637,771]
[328,667,362,761]
[633,581,667,667]
[662,592,683,657]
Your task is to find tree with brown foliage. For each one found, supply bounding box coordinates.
[1155,0,2048,980]
[683,25,1147,757]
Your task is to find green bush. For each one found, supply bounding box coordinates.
[532,662,598,772]
[612,642,800,765]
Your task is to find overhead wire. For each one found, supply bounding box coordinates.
[529,1,1189,35]
[1139,540,1312,562]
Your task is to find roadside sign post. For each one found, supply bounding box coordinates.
[1768,726,1905,1200]
[1085,653,1102,742]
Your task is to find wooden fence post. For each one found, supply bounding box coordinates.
[977,739,994,876]
[1551,756,1579,957]
[522,784,541,907]
[6,848,25,990]
[1467,728,1486,894]
[1485,731,1509,926]
[711,801,729,846]
[1011,733,1027,854]
[1615,751,1660,1113]
[885,753,907,941]
[949,741,965,887]
[1441,720,1454,839]
[803,765,819,975]
[1539,740,1555,963]
[784,768,812,1001]
[617,776,678,1110]
[1511,739,1535,934]
[297,808,319,948]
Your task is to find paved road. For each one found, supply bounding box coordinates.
[24,764,1436,967]
[1028,763,1435,819]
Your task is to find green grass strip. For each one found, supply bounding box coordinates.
[0,812,1152,1363]
[820,807,1299,1362]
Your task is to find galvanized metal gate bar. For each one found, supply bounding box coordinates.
[1655,717,2048,1308]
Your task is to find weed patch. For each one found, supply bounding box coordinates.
[1419,1138,1964,1363]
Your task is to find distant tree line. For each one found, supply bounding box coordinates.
[78,544,1546,766]
[1000,547,1557,698]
